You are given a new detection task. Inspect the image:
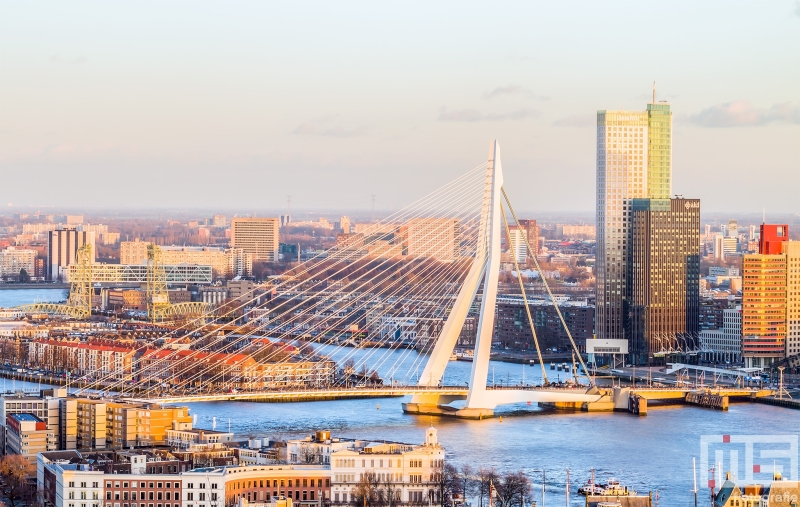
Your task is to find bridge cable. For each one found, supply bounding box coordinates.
[499,205,549,386]
[502,187,595,388]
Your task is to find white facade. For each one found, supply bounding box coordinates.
[506,227,527,263]
[700,307,742,363]
[329,427,444,505]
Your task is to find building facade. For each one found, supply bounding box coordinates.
[0,247,37,280]
[406,218,460,261]
[627,198,700,364]
[47,230,96,281]
[230,218,280,262]
[741,254,787,368]
[595,97,672,341]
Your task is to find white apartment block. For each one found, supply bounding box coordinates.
[506,226,527,263]
[0,246,36,278]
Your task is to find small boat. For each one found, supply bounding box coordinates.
[601,478,633,496]
[550,363,555,370]
[449,353,458,361]
[577,481,604,496]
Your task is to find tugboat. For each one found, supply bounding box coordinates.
[577,480,604,496]
[601,478,634,496]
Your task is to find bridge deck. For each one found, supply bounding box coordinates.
[123,385,770,405]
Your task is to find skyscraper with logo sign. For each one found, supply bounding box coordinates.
[596,86,673,342]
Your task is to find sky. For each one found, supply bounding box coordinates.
[1,1,799,214]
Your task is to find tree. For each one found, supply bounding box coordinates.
[432,462,459,507]
[0,454,34,507]
[494,471,531,507]
[18,268,30,283]
[476,468,498,507]
[352,472,381,507]
[456,464,476,505]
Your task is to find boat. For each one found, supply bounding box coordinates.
[601,478,634,496]
[449,353,458,361]
[456,350,474,362]
[577,481,605,496]
[550,363,555,370]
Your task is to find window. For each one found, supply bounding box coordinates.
[199,493,206,501]
[187,494,193,501]
[124,483,129,489]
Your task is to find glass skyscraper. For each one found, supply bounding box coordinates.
[595,98,673,341]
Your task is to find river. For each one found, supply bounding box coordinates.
[4,289,799,506]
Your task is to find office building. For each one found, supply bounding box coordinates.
[230,217,280,261]
[628,198,700,364]
[741,253,787,368]
[595,92,672,340]
[784,241,800,358]
[213,214,227,228]
[700,306,742,364]
[714,234,738,260]
[46,229,95,281]
[406,218,460,261]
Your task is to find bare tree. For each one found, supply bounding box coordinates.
[432,462,459,507]
[352,471,381,507]
[298,443,323,464]
[494,471,531,507]
[455,464,476,506]
[476,468,498,507]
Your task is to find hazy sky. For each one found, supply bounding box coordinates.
[1,1,798,213]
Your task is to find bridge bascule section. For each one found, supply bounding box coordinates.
[81,141,605,416]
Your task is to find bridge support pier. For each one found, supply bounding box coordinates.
[402,402,495,419]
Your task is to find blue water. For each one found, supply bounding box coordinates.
[0,288,66,307]
[3,289,798,506]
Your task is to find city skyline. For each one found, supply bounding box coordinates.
[2,2,799,212]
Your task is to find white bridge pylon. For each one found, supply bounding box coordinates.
[404,140,601,417]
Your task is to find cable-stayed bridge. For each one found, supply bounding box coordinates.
[70,141,609,418]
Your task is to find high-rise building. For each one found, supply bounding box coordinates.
[213,214,227,228]
[727,219,739,238]
[517,219,540,255]
[406,218,460,261]
[596,93,672,340]
[340,216,351,234]
[230,217,280,261]
[46,229,95,281]
[783,241,800,359]
[741,253,787,368]
[760,223,788,255]
[627,198,700,364]
[506,225,528,263]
